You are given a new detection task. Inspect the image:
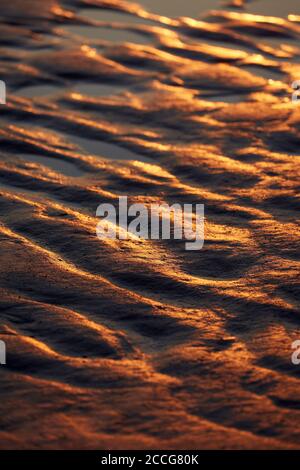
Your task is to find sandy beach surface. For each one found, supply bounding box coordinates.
[0,0,300,449]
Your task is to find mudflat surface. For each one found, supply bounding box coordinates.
[0,0,299,449]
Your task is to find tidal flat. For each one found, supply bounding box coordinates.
[0,0,299,450]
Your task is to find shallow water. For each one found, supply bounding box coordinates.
[0,0,300,450]
[129,0,221,17]
[248,0,300,17]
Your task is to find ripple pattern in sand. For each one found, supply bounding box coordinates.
[0,0,300,450]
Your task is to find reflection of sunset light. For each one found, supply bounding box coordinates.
[70,92,83,101]
[80,45,97,58]
[288,15,300,22]
[217,11,287,25]
[51,6,74,19]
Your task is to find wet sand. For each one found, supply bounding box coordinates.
[0,0,300,450]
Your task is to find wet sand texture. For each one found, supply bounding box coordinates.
[0,0,300,449]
